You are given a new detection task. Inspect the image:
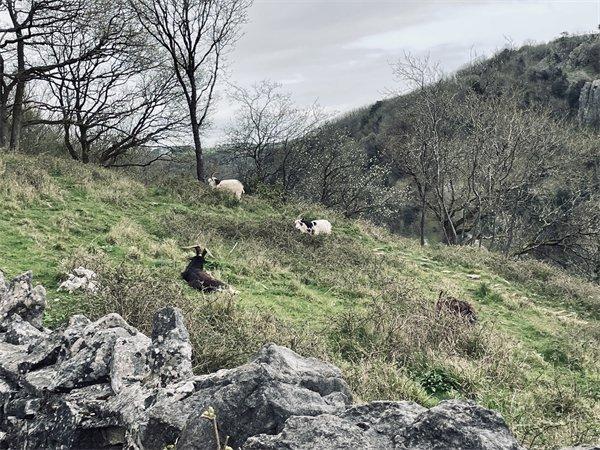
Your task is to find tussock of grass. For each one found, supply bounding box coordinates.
[1,153,599,449]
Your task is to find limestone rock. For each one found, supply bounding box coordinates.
[578,79,600,128]
[176,344,352,449]
[0,270,7,297]
[250,343,353,399]
[148,306,193,386]
[3,314,48,345]
[243,401,426,449]
[175,410,219,450]
[18,334,64,374]
[396,399,524,450]
[61,314,92,346]
[0,271,46,329]
[0,340,29,382]
[243,414,392,449]
[245,399,523,450]
[339,401,427,437]
[49,314,139,391]
[559,447,600,450]
[58,267,99,294]
[109,333,151,393]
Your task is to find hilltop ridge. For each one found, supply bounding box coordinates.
[337,33,600,141]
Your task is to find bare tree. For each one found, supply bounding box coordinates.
[301,126,401,219]
[503,130,600,274]
[387,53,452,245]
[385,53,600,280]
[129,0,252,181]
[224,80,324,190]
[29,5,186,165]
[0,0,120,151]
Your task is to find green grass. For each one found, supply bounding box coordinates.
[1,153,599,449]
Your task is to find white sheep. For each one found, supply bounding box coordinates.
[207,174,245,200]
[294,218,332,236]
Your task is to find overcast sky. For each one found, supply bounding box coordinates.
[205,0,600,144]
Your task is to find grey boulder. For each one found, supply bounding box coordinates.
[175,343,352,449]
[243,413,392,449]
[243,399,525,450]
[148,306,193,387]
[244,401,426,450]
[0,271,46,329]
[396,400,525,450]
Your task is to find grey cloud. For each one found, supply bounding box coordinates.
[203,0,598,145]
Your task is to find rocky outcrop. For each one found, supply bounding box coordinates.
[0,270,531,449]
[0,271,46,329]
[0,270,352,449]
[578,79,600,128]
[58,267,99,294]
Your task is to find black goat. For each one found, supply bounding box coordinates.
[181,246,227,293]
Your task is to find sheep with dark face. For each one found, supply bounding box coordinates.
[207,173,245,199]
[181,246,228,293]
[435,291,478,324]
[294,218,332,236]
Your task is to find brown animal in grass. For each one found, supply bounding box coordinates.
[435,291,478,324]
[181,246,228,293]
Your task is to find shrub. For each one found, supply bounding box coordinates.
[417,367,460,397]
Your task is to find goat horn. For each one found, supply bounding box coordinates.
[182,244,215,258]
[210,172,217,178]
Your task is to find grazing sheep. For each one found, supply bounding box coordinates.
[207,173,245,200]
[181,246,229,293]
[294,218,332,236]
[435,291,478,324]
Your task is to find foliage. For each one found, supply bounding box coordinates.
[130,0,252,180]
[223,80,325,191]
[298,125,403,220]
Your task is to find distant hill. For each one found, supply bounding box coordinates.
[318,33,600,279]
[335,33,600,148]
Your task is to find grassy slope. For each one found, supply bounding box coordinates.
[1,153,599,448]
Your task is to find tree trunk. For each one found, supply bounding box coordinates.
[63,124,79,160]
[191,119,204,181]
[503,202,519,256]
[442,219,456,245]
[10,81,24,151]
[80,126,90,164]
[419,195,426,246]
[186,83,205,182]
[0,56,7,148]
[9,35,25,152]
[0,96,8,148]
